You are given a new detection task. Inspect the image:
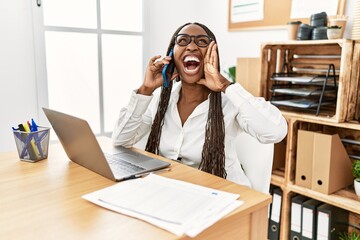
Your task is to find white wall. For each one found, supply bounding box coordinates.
[0,0,39,152]
[0,0,357,152]
[145,0,355,71]
[145,0,287,70]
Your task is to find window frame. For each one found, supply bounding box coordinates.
[32,0,147,137]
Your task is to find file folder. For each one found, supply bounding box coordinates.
[296,130,353,194]
[295,130,314,188]
[301,199,322,240]
[317,203,349,240]
[290,195,309,240]
[311,133,353,194]
[268,187,282,240]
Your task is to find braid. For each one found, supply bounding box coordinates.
[145,23,190,154]
[193,23,226,178]
[199,92,227,178]
[146,22,227,179]
[145,83,172,154]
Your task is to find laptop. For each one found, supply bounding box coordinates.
[43,108,170,181]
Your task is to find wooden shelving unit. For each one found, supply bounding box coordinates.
[260,39,357,123]
[259,40,360,239]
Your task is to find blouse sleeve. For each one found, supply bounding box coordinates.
[111,90,156,148]
[225,83,288,144]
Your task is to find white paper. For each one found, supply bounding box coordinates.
[291,0,338,19]
[231,0,264,23]
[82,174,243,237]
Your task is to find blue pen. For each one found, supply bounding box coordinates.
[162,49,174,88]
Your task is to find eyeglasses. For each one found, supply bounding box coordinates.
[174,34,213,48]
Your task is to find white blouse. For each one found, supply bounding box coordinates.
[112,82,287,187]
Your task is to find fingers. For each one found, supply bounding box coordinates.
[210,43,218,70]
[149,55,161,65]
[204,41,218,70]
[153,55,172,67]
[204,42,211,63]
[148,55,173,73]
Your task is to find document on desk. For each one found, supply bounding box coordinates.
[82,174,243,237]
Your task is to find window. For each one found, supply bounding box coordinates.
[40,0,143,136]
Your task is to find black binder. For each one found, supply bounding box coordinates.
[268,185,276,238]
[268,185,277,219]
[268,187,282,240]
[316,203,349,239]
[301,199,322,240]
[290,195,309,240]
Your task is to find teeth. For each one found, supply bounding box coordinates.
[184,56,200,62]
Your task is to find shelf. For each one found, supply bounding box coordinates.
[271,98,335,109]
[262,40,360,240]
[270,62,338,116]
[271,73,337,84]
[261,39,351,46]
[260,39,356,123]
[271,87,336,97]
[270,174,285,187]
[282,111,360,128]
[287,183,360,214]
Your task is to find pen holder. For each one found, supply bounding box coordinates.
[13,127,50,162]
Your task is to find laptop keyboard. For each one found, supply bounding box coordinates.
[105,154,146,173]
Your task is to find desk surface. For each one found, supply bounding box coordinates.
[0,137,271,240]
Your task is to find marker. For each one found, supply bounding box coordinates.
[23,122,41,159]
[30,118,38,132]
[30,118,45,158]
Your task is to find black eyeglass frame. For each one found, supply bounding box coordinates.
[174,34,213,48]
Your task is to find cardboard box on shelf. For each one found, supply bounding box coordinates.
[295,130,353,194]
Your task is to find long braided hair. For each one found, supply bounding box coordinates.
[145,22,226,179]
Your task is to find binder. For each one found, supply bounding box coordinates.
[268,187,282,240]
[301,199,322,240]
[267,184,277,239]
[268,185,277,220]
[290,195,309,240]
[295,130,314,188]
[316,203,349,240]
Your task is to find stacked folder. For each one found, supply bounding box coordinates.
[316,203,349,239]
[290,195,309,239]
[289,194,349,240]
[302,199,323,240]
[268,186,282,240]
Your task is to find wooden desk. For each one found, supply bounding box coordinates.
[0,138,271,240]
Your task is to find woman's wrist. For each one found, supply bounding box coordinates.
[221,81,234,93]
[137,85,155,96]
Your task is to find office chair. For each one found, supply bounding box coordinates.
[134,132,274,193]
[235,132,274,194]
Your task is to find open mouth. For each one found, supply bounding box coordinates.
[183,56,201,73]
